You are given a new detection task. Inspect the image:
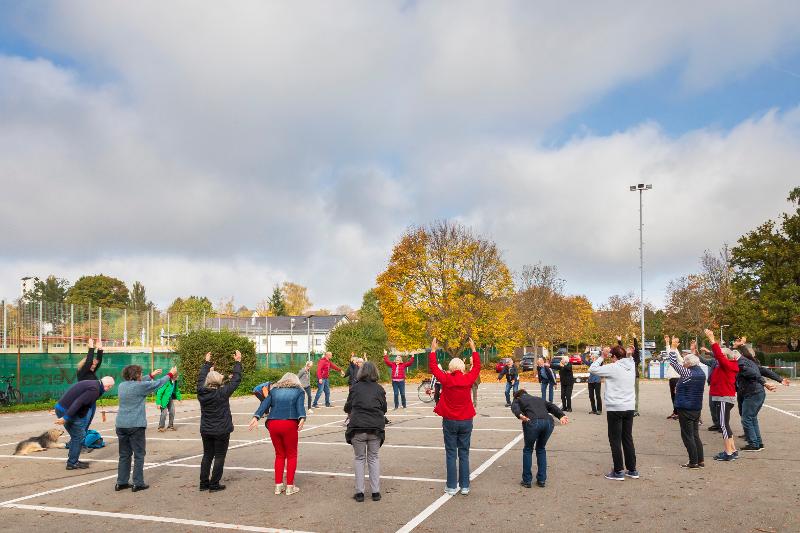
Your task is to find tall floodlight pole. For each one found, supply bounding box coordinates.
[630,183,652,378]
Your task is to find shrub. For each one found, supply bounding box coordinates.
[176,330,257,393]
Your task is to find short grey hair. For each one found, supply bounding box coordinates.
[204,369,224,388]
[683,354,700,367]
[721,347,741,361]
[273,372,302,389]
[100,376,115,389]
[448,358,465,373]
[357,361,379,382]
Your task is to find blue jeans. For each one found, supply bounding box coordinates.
[442,418,473,490]
[504,380,519,405]
[312,378,331,407]
[741,390,765,447]
[540,381,554,403]
[521,418,554,484]
[392,380,406,408]
[64,413,89,466]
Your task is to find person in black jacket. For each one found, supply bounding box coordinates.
[558,358,574,411]
[344,361,387,502]
[54,376,115,469]
[511,389,569,488]
[735,340,786,451]
[197,350,243,492]
[77,338,104,428]
[497,359,519,407]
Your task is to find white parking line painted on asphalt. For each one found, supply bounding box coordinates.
[384,426,518,432]
[167,463,446,483]
[763,404,800,419]
[0,454,158,466]
[2,504,315,533]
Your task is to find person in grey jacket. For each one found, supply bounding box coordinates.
[297,360,314,413]
[115,364,176,492]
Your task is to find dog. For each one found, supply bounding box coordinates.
[13,428,64,455]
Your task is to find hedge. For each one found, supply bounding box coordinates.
[176,330,258,393]
[759,352,800,366]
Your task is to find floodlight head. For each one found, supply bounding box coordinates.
[629,184,653,191]
[629,186,637,191]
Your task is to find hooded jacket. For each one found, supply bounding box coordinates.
[197,361,242,435]
[589,356,636,411]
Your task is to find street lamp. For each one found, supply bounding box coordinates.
[720,324,730,345]
[630,183,652,378]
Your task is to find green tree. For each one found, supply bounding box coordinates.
[169,296,213,316]
[65,274,130,308]
[24,275,70,303]
[129,281,151,311]
[326,290,389,370]
[176,330,257,393]
[268,285,287,316]
[730,187,800,344]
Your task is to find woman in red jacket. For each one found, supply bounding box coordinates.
[383,350,415,409]
[704,329,740,462]
[428,337,481,496]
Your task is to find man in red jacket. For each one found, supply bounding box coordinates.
[312,352,344,408]
[704,329,740,462]
[429,337,481,496]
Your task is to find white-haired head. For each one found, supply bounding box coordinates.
[683,354,700,368]
[100,376,115,391]
[448,358,466,373]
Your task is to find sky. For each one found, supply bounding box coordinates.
[1,1,799,311]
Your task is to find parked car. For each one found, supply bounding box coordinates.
[495,360,506,373]
[568,354,583,365]
[520,354,536,371]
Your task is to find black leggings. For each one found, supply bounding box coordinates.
[606,410,636,473]
[588,382,602,412]
[668,378,678,414]
[560,382,573,410]
[712,400,734,440]
[200,433,230,486]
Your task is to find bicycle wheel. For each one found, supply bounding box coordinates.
[10,389,22,404]
[417,380,434,403]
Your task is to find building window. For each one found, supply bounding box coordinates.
[285,340,298,346]
[315,338,322,345]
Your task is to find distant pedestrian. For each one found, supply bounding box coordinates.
[345,361,387,502]
[558,357,574,412]
[249,371,306,495]
[198,351,243,492]
[497,358,520,407]
[312,352,344,408]
[297,360,313,413]
[537,358,556,403]
[587,349,606,415]
[116,364,176,492]
[429,337,481,496]
[590,343,638,481]
[384,350,414,409]
[54,376,115,470]
[511,389,569,488]
[156,373,181,432]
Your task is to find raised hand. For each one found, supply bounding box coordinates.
[152,368,163,377]
[205,352,212,363]
[700,346,711,354]
[234,350,242,362]
[468,338,476,352]
[431,338,438,352]
[664,335,670,347]
[782,378,791,387]
[616,335,622,342]
[690,339,697,353]
[169,366,178,376]
[88,338,95,349]
[384,349,388,356]
[671,336,680,350]
[703,329,715,344]
[765,382,777,392]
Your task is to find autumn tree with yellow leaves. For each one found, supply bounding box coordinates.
[375,221,518,356]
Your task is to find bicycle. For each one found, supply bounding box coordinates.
[417,375,438,403]
[0,375,23,406]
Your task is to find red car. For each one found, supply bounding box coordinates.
[568,354,583,365]
[495,361,506,373]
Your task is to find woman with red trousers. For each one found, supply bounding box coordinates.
[429,337,481,496]
[249,372,307,495]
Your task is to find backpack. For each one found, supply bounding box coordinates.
[83,429,105,449]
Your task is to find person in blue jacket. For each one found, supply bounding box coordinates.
[537,358,557,403]
[587,351,603,415]
[497,359,520,407]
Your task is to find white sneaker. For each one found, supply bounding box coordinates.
[444,487,458,496]
[275,483,285,495]
[460,487,470,495]
[285,485,300,496]
[307,409,314,414]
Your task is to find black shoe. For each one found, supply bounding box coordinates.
[209,484,226,492]
[199,483,209,491]
[591,410,598,415]
[595,411,602,415]
[707,425,720,431]
[66,461,90,470]
[536,481,546,488]
[633,412,640,417]
[681,463,700,469]
[354,492,365,502]
[505,403,511,407]
[520,481,531,488]
[131,484,149,492]
[115,483,132,491]
[372,492,381,501]
[741,444,762,452]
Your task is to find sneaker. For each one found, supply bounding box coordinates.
[311,404,318,409]
[275,483,285,495]
[633,412,640,417]
[285,485,300,496]
[741,444,762,452]
[307,408,314,414]
[444,487,458,495]
[731,451,739,460]
[504,403,511,407]
[115,483,132,491]
[536,480,546,488]
[697,462,705,468]
[157,427,166,432]
[625,470,640,479]
[66,461,90,470]
[167,426,176,431]
[707,425,720,432]
[460,487,470,495]
[604,471,625,481]
[132,484,150,492]
[713,452,734,462]
[520,481,532,488]
[372,492,381,501]
[591,410,598,415]
[681,463,700,469]
[199,483,209,491]
[354,492,365,502]
[209,484,226,493]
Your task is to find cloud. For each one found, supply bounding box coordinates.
[0,2,799,309]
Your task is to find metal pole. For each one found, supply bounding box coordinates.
[70,304,74,353]
[17,324,21,391]
[167,312,170,343]
[307,319,310,360]
[38,300,43,351]
[639,188,645,377]
[98,307,102,342]
[123,308,128,347]
[2,299,6,350]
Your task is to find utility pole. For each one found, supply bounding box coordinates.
[630,183,652,377]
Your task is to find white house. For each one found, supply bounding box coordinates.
[205,314,348,355]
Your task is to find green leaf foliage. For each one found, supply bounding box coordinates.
[176,329,257,393]
[66,274,130,308]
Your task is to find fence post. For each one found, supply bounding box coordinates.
[38,300,43,351]
[123,308,128,346]
[150,308,155,369]
[98,307,102,342]
[2,299,6,350]
[17,324,21,391]
[167,312,170,345]
[70,304,74,354]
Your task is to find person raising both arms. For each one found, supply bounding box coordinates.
[312,352,344,409]
[665,335,706,469]
[384,350,415,410]
[734,337,784,452]
[704,329,740,462]
[76,338,104,429]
